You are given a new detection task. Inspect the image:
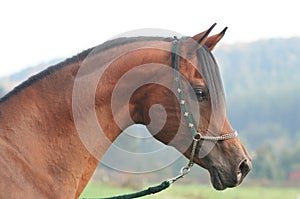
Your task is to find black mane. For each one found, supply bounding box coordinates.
[0,36,172,103]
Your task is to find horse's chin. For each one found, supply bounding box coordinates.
[210,170,228,190]
[210,173,227,191]
[209,167,241,191]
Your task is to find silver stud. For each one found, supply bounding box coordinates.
[184,112,189,117]
[180,100,185,104]
[188,123,194,128]
[177,88,182,93]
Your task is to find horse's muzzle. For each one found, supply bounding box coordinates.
[210,157,252,190]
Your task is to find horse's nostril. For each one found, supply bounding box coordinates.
[237,159,251,182]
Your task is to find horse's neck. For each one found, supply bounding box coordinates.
[0,65,78,138]
[0,39,172,198]
[0,65,97,198]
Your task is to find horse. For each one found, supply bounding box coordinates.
[0,24,251,199]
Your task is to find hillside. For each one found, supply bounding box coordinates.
[215,38,300,150]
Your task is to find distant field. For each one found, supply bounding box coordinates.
[80,182,300,199]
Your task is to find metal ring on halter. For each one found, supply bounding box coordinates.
[181,166,191,175]
[193,133,201,141]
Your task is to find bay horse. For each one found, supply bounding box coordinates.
[0,24,251,199]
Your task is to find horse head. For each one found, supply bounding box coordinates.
[140,24,252,190]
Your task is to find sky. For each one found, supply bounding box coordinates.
[0,0,299,77]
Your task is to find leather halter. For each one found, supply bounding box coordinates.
[171,37,238,142]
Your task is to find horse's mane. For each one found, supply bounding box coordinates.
[0,36,172,103]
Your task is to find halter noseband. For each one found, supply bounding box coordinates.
[171,37,238,142]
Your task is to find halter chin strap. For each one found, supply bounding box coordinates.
[171,37,238,142]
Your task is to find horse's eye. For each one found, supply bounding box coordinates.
[194,88,209,101]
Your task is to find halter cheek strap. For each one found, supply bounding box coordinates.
[171,37,238,142]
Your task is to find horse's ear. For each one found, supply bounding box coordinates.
[205,27,227,51]
[192,23,217,46]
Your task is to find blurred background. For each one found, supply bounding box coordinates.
[1,1,299,198]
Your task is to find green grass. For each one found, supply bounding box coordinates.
[80,182,300,199]
[80,183,135,198]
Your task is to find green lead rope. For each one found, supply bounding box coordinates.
[80,181,170,199]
